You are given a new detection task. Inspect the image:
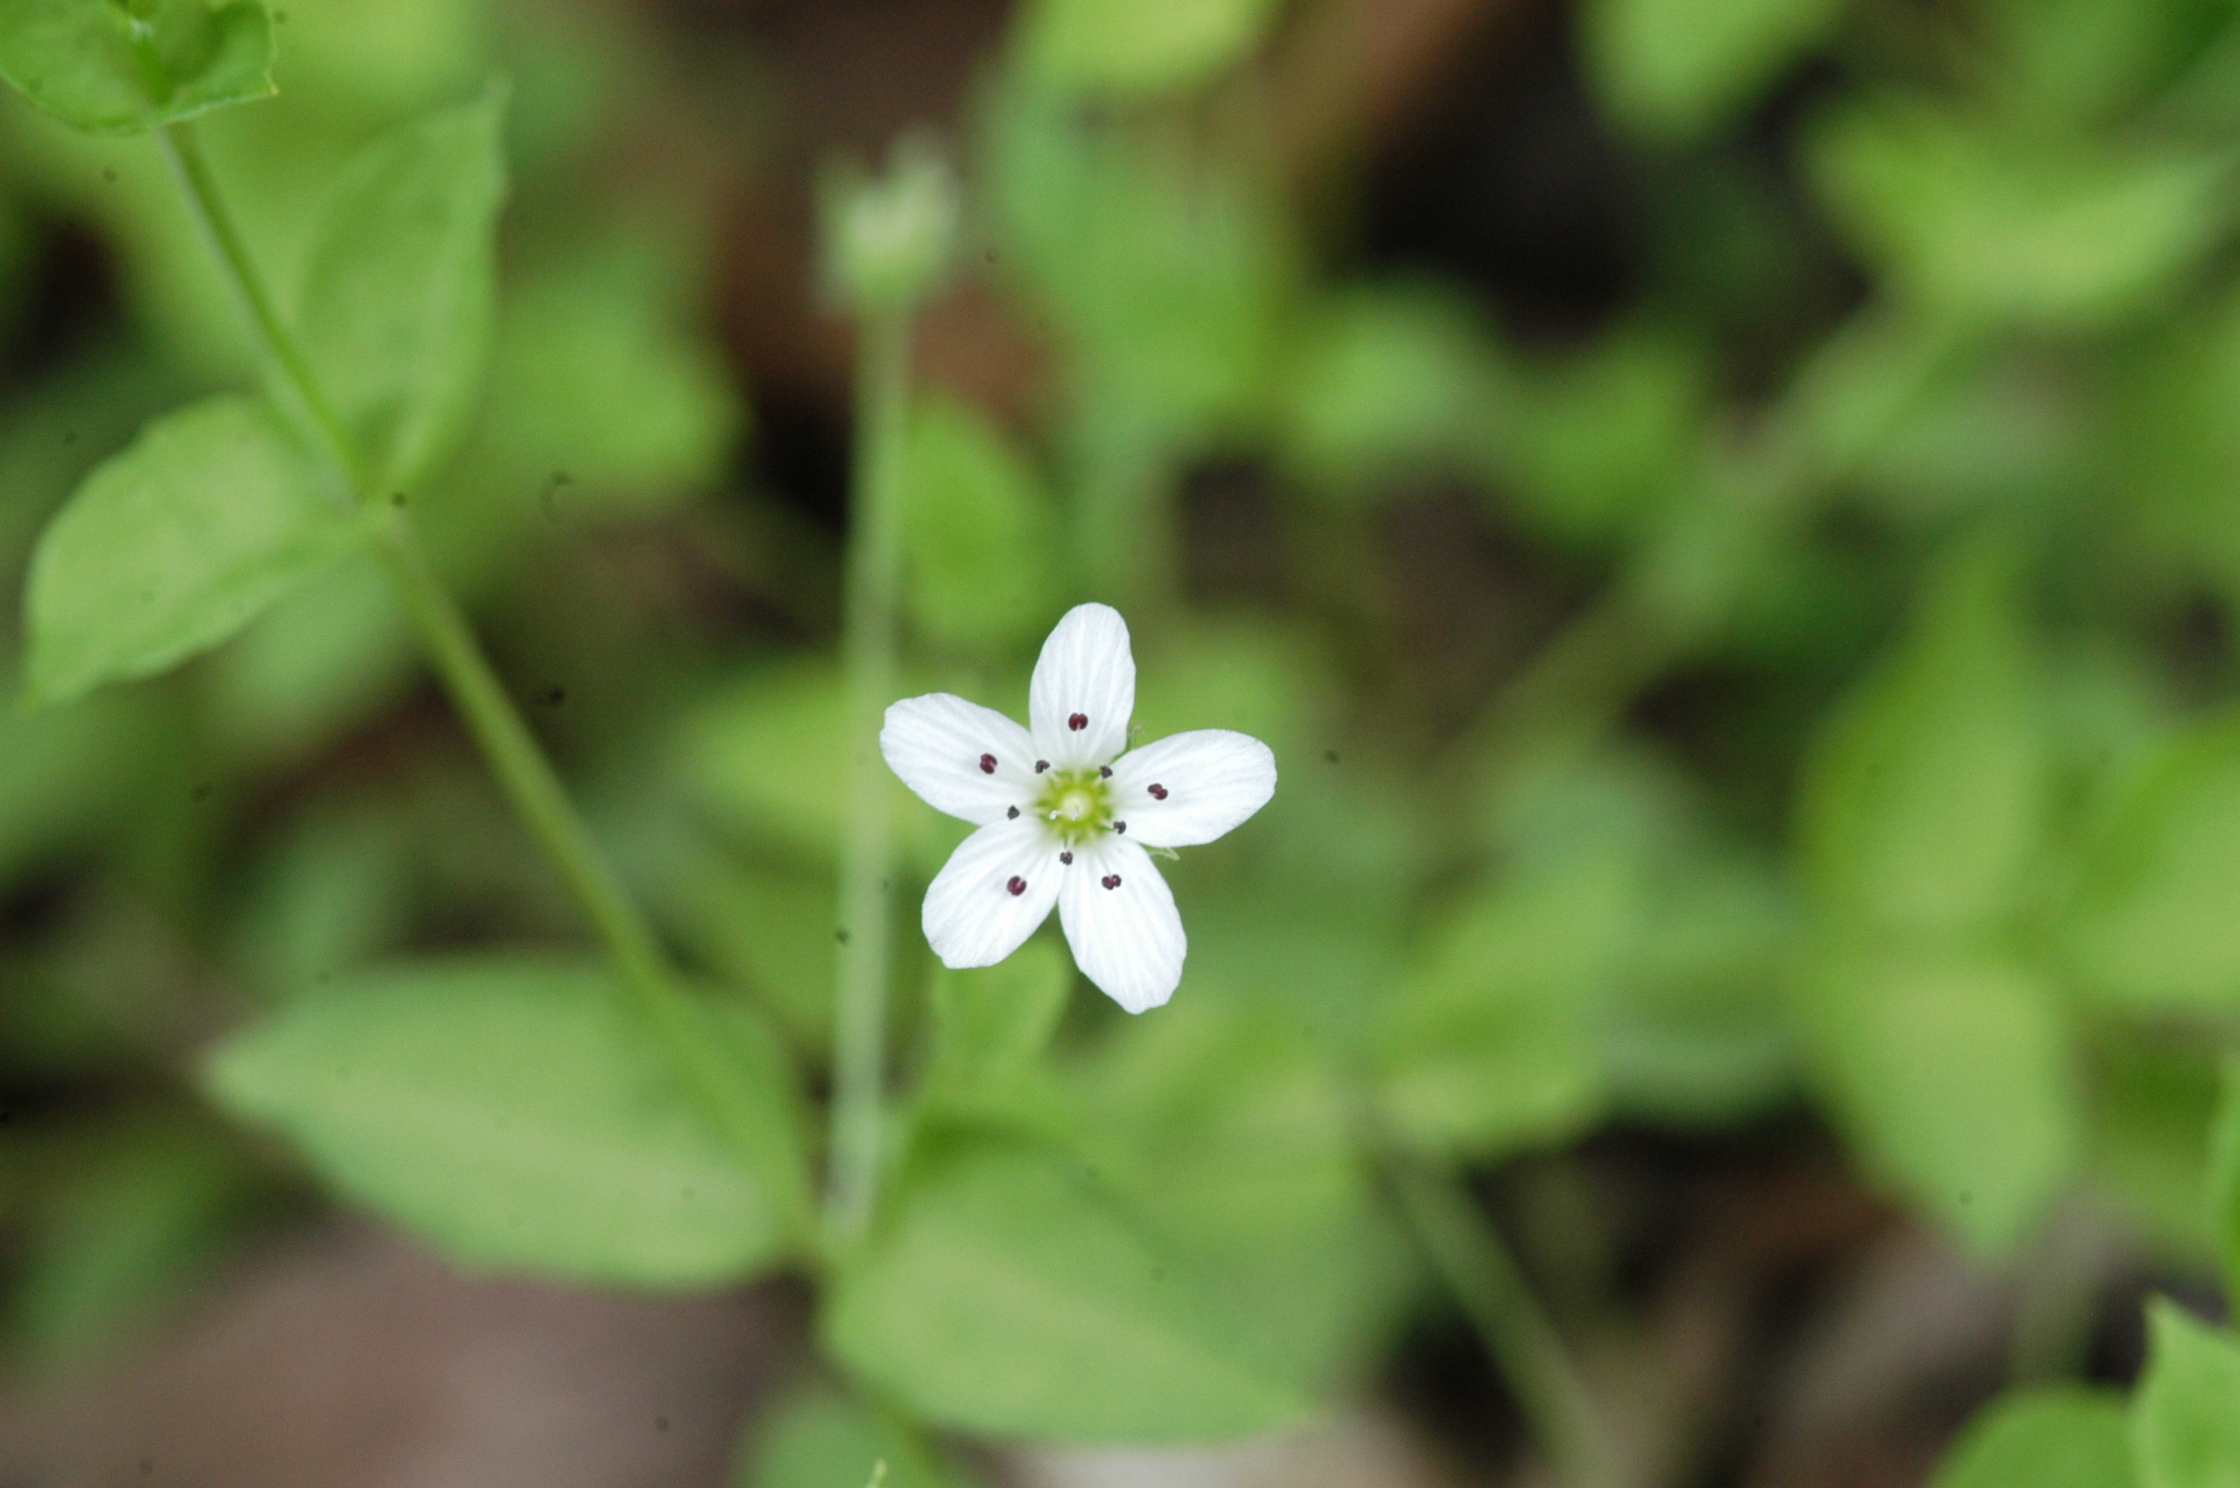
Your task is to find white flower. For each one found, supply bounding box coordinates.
[881,603,1277,1013]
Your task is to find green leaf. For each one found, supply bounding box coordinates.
[676,659,934,872]
[23,393,364,708]
[676,659,850,860]
[2133,1300,2240,1488]
[1808,953,2079,1256]
[0,687,170,891]
[2211,1063,2240,1305]
[1930,1386,2131,1488]
[8,1115,265,1373]
[1503,324,1711,547]
[2065,722,2240,1012]
[922,937,1071,1102]
[1809,97,2226,330]
[295,83,508,492]
[904,397,1062,651]
[1011,0,1280,98]
[984,88,1293,434]
[644,835,839,1057]
[2086,1034,2223,1265]
[1277,281,1511,501]
[1603,855,1798,1128]
[0,0,273,133]
[822,1135,1309,1442]
[474,235,745,513]
[1373,864,1620,1160]
[203,955,810,1287]
[1796,538,2046,937]
[1584,0,1851,144]
[1074,995,1410,1397]
[742,1386,977,1488]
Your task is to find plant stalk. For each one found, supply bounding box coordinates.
[157,119,786,1215]
[1391,1161,1626,1488]
[158,124,372,498]
[826,308,913,1243]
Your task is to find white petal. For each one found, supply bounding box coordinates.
[881,693,1038,826]
[1109,729,1277,848]
[1029,602,1135,770]
[922,818,1063,969]
[1059,836,1184,1014]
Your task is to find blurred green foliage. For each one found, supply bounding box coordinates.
[0,0,2235,1477]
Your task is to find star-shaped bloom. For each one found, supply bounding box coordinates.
[881,603,1277,1013]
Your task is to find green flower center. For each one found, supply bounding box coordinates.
[1035,768,1112,846]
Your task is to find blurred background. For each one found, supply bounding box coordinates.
[1,0,2239,1483]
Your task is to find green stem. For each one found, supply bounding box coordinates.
[1390,1162,1626,1488]
[156,120,785,1214]
[827,309,913,1242]
[158,123,372,497]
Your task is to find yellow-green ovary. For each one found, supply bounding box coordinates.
[1035,769,1112,845]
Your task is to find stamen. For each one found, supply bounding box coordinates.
[1059,851,1073,864]
[1007,806,1019,819]
[1113,820,1126,834]
[1099,766,1112,778]
[978,753,996,775]
[1035,760,1049,773]
[1068,713,1088,731]
[1101,874,1121,890]
[1006,876,1027,896]
[1148,783,1167,799]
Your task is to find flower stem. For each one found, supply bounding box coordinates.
[826,308,913,1243]
[156,120,789,1220]
[1390,1161,1626,1488]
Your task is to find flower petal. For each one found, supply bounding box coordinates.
[1059,836,1184,1014]
[881,693,1039,825]
[923,818,1064,969]
[1109,729,1277,848]
[1029,602,1135,770]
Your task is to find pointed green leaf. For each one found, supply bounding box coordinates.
[1075,995,1408,1399]
[1809,953,2078,1256]
[743,1387,979,1488]
[921,936,1070,1100]
[0,0,273,133]
[1930,1386,2131,1488]
[203,955,810,1287]
[2132,1301,2240,1488]
[8,1115,265,1373]
[1373,864,1620,1160]
[1797,539,2047,937]
[823,1136,1309,1442]
[1011,0,1280,98]
[1583,0,1851,144]
[2065,723,2240,1012]
[24,393,364,707]
[295,83,508,492]
[903,396,1061,651]
[1809,98,2225,330]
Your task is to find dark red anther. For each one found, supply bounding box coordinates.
[1006,876,1027,896]
[1113,820,1126,834]
[1035,760,1049,773]
[1101,874,1121,890]
[1099,765,1112,778]
[1148,783,1168,799]
[1068,713,1088,731]
[1007,806,1019,819]
[1059,851,1073,864]
[979,753,997,774]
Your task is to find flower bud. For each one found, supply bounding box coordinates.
[819,132,961,315]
